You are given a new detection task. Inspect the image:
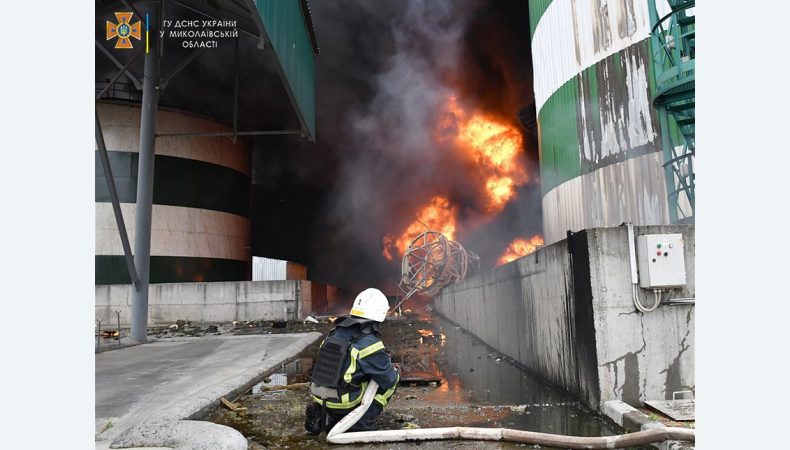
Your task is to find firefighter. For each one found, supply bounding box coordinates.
[304,288,400,434]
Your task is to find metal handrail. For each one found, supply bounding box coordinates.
[96,80,142,101]
[651,2,695,34]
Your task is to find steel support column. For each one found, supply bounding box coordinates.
[131,1,162,343]
[96,110,140,289]
[233,37,239,141]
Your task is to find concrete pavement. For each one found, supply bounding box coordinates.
[95,332,321,449]
[603,400,694,450]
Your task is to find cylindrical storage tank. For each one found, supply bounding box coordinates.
[529,0,672,244]
[95,102,250,284]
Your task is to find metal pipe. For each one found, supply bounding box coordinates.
[96,110,140,289]
[116,311,122,348]
[626,223,638,285]
[130,1,162,344]
[233,37,239,140]
[96,319,103,352]
[663,298,695,305]
[326,380,694,447]
[155,130,302,138]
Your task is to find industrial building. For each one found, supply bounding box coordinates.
[95,0,318,284]
[95,102,251,284]
[529,0,694,243]
[95,0,321,339]
[93,0,696,446]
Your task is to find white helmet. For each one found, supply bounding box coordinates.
[349,288,389,322]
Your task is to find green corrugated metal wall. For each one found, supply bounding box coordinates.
[256,0,316,140]
[528,0,553,37]
[537,78,581,195]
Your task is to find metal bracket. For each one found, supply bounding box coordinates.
[96,39,143,90]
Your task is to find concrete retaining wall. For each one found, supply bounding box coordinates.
[435,225,694,410]
[95,280,337,326]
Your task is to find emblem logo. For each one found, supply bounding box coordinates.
[106,12,142,49]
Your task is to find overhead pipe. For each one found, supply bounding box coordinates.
[326,381,695,448]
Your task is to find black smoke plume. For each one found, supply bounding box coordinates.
[95,0,538,293]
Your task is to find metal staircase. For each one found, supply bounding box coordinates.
[649,0,695,223]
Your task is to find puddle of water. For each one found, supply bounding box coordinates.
[250,357,314,394]
[387,315,640,444]
[208,312,650,449]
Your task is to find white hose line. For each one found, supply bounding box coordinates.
[326,379,380,439]
[326,381,695,448]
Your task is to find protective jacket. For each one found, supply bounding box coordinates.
[309,317,399,410]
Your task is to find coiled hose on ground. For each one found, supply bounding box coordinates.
[326,380,695,448]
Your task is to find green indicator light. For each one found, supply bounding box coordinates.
[657,243,662,249]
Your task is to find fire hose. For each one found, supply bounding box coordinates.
[326,380,695,448]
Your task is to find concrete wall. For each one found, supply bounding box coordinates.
[435,225,694,410]
[589,225,695,407]
[96,280,336,326]
[299,281,328,316]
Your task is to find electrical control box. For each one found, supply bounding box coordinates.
[636,234,686,288]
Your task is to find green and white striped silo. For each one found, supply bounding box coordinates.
[529,0,694,244]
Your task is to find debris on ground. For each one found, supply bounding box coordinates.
[220,397,247,414]
[201,313,643,449]
[394,413,416,423]
[258,382,309,393]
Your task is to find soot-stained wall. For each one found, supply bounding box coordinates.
[435,224,695,410]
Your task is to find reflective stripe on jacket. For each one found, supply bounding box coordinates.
[312,326,399,409]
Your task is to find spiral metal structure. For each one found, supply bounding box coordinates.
[391,231,479,312]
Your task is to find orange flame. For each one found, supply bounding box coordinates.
[438,96,527,213]
[382,96,528,261]
[497,235,544,265]
[417,329,434,337]
[382,196,457,260]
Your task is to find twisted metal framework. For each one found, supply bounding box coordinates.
[391,231,479,313]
